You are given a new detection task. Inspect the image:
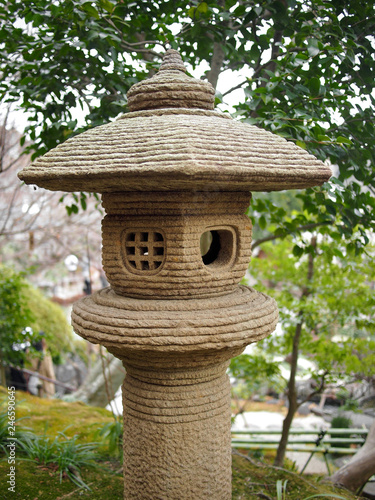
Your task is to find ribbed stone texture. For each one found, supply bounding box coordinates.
[122,361,232,500]
[127,50,215,112]
[71,189,278,499]
[101,191,252,299]
[72,286,278,354]
[18,48,332,500]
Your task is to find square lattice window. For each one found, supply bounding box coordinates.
[124,231,165,273]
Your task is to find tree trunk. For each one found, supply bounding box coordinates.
[72,352,125,408]
[274,321,302,466]
[206,42,226,89]
[206,0,226,89]
[329,421,375,493]
[274,237,316,467]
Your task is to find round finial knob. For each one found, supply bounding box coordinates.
[159,49,187,73]
[126,50,215,112]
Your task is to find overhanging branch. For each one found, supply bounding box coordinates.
[251,221,334,250]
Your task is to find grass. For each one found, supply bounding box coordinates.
[18,430,101,489]
[0,452,361,500]
[231,451,362,500]
[0,459,123,499]
[0,387,365,499]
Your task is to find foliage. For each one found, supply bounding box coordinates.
[19,429,100,489]
[0,267,35,367]
[0,459,123,499]
[248,238,375,389]
[231,452,359,500]
[0,385,113,443]
[229,351,284,417]
[1,0,374,475]
[275,479,348,500]
[0,387,361,499]
[331,414,353,449]
[0,399,30,454]
[95,420,123,459]
[26,284,74,363]
[239,0,375,254]
[0,0,374,255]
[1,393,101,491]
[276,479,289,500]
[0,266,75,370]
[336,388,360,412]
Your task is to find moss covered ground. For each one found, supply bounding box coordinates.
[0,387,364,499]
[12,389,113,443]
[231,451,360,499]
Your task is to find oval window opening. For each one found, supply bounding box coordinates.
[200,229,235,269]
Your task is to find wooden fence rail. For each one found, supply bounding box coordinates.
[231,427,369,474]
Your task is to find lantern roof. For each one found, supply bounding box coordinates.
[18,49,331,192]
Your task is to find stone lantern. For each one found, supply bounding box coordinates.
[18,49,331,499]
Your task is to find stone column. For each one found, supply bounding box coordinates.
[72,190,279,499]
[121,356,235,499]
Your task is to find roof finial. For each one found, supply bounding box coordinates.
[126,48,214,111]
[159,49,186,73]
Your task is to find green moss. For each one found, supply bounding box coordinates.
[0,460,123,499]
[25,285,73,358]
[0,388,362,499]
[231,452,360,500]
[1,387,113,445]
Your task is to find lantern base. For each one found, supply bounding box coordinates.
[72,285,278,357]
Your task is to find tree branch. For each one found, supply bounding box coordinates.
[222,79,248,98]
[104,17,162,58]
[297,370,328,408]
[251,221,333,250]
[0,106,11,173]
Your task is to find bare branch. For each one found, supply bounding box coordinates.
[222,79,248,98]
[104,17,162,58]
[297,370,328,408]
[251,221,333,250]
[0,183,21,235]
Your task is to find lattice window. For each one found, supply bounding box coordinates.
[124,231,165,272]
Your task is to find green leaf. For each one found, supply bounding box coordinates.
[99,0,114,13]
[292,245,304,257]
[317,135,331,142]
[336,136,352,146]
[259,215,267,230]
[307,38,320,57]
[197,2,208,14]
[81,3,100,19]
[308,77,321,96]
